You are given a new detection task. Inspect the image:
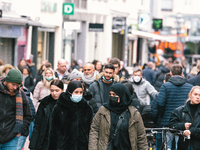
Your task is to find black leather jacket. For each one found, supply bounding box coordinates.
[169,101,200,150]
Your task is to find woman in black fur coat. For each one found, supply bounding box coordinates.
[49,80,93,150]
[29,79,64,150]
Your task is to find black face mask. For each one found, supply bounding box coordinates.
[109,96,120,106]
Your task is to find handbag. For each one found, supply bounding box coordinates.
[107,109,128,150]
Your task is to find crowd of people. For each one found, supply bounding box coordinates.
[0,56,200,150]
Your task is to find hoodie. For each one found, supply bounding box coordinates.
[157,75,193,127]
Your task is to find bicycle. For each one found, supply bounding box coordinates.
[145,128,190,150]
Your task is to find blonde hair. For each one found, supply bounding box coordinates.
[185,86,200,103]
[42,68,56,88]
[189,66,197,75]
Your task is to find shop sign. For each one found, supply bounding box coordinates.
[112,17,126,31]
[0,25,22,38]
[41,1,57,12]
[63,3,74,15]
[89,23,104,32]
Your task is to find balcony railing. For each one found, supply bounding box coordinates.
[65,0,87,9]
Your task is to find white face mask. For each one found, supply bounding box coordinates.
[133,76,141,83]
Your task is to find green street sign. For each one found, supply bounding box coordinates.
[63,3,74,15]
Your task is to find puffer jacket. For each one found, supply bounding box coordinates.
[169,101,200,150]
[88,105,148,150]
[88,76,118,110]
[157,76,193,127]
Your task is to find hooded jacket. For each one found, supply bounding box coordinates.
[154,66,170,91]
[88,106,148,150]
[48,92,93,150]
[157,76,193,127]
[169,101,200,150]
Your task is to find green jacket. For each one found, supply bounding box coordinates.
[89,105,148,150]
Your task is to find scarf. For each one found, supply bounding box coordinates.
[0,77,23,134]
[82,70,98,85]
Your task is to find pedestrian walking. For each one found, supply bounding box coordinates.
[49,80,93,150]
[29,79,64,150]
[0,69,32,150]
[169,86,200,150]
[33,68,56,111]
[88,83,148,150]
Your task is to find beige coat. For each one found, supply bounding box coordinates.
[89,105,148,150]
[33,81,50,111]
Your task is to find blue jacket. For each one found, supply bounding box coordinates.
[157,76,193,127]
[142,67,156,85]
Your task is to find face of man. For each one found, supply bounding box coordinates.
[132,71,142,78]
[113,64,120,75]
[57,62,67,74]
[4,81,20,93]
[84,64,95,78]
[103,68,114,80]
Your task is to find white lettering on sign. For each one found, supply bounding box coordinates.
[64,5,73,13]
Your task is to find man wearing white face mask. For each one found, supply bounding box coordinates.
[130,66,158,106]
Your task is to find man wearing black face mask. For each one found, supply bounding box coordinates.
[129,66,158,106]
[88,63,119,112]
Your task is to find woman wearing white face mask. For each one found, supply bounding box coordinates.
[33,68,56,111]
[49,80,93,150]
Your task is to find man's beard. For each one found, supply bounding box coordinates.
[84,73,94,79]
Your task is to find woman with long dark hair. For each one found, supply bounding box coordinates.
[29,79,64,150]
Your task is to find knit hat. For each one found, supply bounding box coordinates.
[5,69,23,84]
[68,69,82,80]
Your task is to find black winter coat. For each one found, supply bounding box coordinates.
[29,95,56,150]
[187,72,200,86]
[154,66,170,91]
[169,101,200,150]
[24,75,35,93]
[0,88,32,144]
[49,92,93,150]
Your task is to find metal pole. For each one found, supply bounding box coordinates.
[124,25,128,67]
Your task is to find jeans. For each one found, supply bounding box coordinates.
[0,137,19,150]
[17,136,27,150]
[156,133,162,150]
[29,121,35,140]
[166,132,179,150]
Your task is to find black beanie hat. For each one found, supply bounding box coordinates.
[5,69,23,84]
[66,80,82,94]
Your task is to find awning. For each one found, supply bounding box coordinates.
[0,17,42,27]
[131,30,177,43]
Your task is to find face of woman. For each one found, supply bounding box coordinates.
[72,77,82,81]
[72,88,83,95]
[50,85,63,100]
[189,88,200,105]
[96,62,102,70]
[109,91,120,102]
[20,60,26,67]
[45,70,53,77]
